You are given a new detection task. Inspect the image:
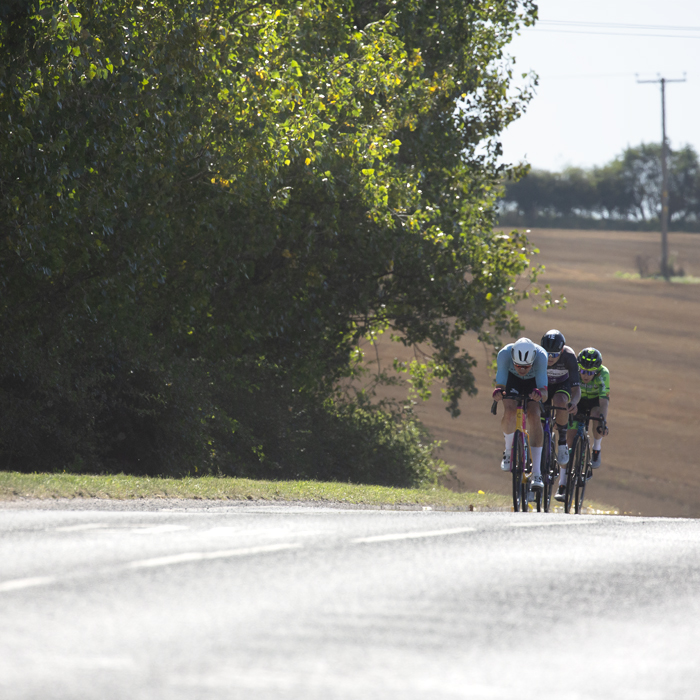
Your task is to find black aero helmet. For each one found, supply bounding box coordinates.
[577,347,603,371]
[541,329,566,354]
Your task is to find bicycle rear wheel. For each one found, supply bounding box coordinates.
[541,429,554,513]
[564,437,581,514]
[574,439,591,514]
[511,432,524,512]
[521,437,531,512]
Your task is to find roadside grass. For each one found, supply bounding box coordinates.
[0,471,619,513]
[614,271,700,284]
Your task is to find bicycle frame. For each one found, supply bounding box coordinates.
[565,411,605,515]
[492,393,537,512]
[539,403,559,513]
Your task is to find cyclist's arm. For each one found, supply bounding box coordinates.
[598,366,610,397]
[597,396,609,435]
[569,384,581,410]
[492,384,506,402]
[595,367,610,426]
[533,349,548,402]
[533,386,548,403]
[494,346,512,386]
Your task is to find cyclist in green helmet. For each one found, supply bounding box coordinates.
[554,347,610,502]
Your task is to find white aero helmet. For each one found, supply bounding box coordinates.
[511,337,537,366]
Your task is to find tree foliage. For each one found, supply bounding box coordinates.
[1,0,541,481]
[502,143,700,230]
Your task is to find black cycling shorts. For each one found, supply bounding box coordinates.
[504,372,538,399]
[543,380,574,406]
[577,397,600,413]
[569,396,604,430]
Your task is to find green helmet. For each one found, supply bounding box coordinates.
[577,347,602,371]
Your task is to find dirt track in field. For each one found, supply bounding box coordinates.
[369,228,700,518]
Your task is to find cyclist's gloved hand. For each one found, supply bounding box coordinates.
[530,388,542,402]
[567,402,578,414]
[492,388,504,401]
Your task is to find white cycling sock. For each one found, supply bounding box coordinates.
[531,446,543,477]
[593,438,602,450]
[559,470,567,487]
[504,432,515,453]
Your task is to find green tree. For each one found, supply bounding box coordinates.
[503,143,700,230]
[1,0,543,481]
[668,145,700,224]
[504,167,597,218]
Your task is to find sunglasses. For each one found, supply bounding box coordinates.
[548,352,561,358]
[514,363,533,370]
[580,369,597,376]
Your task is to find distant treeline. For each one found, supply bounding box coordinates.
[500,143,700,231]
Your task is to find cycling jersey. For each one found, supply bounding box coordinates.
[495,343,548,390]
[579,365,610,400]
[547,345,580,387]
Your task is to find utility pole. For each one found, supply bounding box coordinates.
[637,74,686,280]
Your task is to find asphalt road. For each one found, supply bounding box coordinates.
[1,500,699,700]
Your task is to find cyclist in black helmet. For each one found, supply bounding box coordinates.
[571,347,609,468]
[540,329,581,467]
[554,346,610,502]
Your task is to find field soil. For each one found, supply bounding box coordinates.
[368,229,700,518]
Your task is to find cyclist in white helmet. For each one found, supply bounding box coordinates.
[492,337,549,490]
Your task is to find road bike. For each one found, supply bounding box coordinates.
[491,393,540,512]
[564,410,607,514]
[539,403,560,513]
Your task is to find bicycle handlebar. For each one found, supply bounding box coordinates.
[571,412,608,434]
[572,413,605,423]
[490,391,531,415]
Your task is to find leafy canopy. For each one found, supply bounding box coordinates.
[1,0,543,478]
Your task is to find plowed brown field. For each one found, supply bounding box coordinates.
[369,229,700,517]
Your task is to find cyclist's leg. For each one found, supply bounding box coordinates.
[566,397,594,448]
[499,374,530,470]
[551,386,571,464]
[562,403,588,489]
[526,398,544,481]
[589,397,607,467]
[560,424,575,487]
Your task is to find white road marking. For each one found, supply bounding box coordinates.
[0,576,55,593]
[126,543,302,569]
[352,527,476,544]
[510,520,595,528]
[45,655,136,670]
[54,523,110,532]
[129,525,189,535]
[202,527,325,538]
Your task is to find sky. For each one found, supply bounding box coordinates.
[499,0,700,172]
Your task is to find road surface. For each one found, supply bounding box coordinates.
[1,499,699,699]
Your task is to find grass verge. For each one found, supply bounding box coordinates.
[614,271,700,284]
[0,471,619,513]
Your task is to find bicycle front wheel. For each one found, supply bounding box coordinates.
[564,438,581,514]
[521,436,531,512]
[574,439,591,514]
[511,432,525,512]
[541,429,555,513]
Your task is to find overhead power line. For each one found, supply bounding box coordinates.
[528,29,700,40]
[526,19,700,40]
[538,20,700,32]
[540,72,637,81]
